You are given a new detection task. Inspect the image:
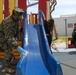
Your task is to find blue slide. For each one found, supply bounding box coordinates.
[16,11,63,75]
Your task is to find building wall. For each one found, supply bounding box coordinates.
[54,16,76,36]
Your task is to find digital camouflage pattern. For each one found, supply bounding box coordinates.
[0,16,20,66]
[12,7,24,20]
[0,7,23,67]
[0,16,19,49]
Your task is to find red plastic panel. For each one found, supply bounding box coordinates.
[68,37,74,48]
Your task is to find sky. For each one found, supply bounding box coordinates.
[27,0,76,18]
[52,0,76,18]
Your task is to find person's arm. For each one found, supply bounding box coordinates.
[42,12,46,20]
[42,12,48,27]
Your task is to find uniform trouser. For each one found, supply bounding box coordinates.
[4,47,13,67]
[0,42,13,67]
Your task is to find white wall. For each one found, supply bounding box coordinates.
[54,16,76,36]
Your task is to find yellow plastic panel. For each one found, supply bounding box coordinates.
[0,0,3,23]
[30,13,35,24]
[9,0,15,15]
[32,15,35,24]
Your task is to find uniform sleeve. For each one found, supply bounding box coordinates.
[2,20,18,48]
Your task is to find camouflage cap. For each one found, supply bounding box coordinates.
[12,7,24,20]
[14,7,24,13]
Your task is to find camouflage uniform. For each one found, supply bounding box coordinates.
[0,7,24,72]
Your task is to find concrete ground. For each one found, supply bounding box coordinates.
[52,43,76,75]
[53,52,76,75]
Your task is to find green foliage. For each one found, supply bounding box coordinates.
[52,36,66,42]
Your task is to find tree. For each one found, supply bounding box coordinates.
[50,0,58,39]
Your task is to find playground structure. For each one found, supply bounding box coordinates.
[68,37,74,48]
[0,0,26,23]
[0,0,52,22]
[0,0,73,49]
[0,0,51,58]
[0,0,63,75]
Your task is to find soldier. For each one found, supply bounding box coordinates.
[0,7,24,74]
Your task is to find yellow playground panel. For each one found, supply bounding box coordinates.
[9,0,15,15]
[0,0,16,23]
[0,0,3,22]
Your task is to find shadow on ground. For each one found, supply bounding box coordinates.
[69,51,76,55]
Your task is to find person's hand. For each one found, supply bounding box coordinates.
[17,46,26,53]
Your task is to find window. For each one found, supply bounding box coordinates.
[68,23,73,28]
